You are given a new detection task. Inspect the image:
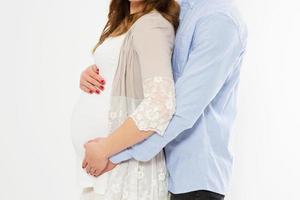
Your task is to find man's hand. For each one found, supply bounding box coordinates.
[80,64,106,94]
[82,137,109,177]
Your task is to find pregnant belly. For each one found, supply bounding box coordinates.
[70,91,110,156]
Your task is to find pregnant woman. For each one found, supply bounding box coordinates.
[70,0,179,199]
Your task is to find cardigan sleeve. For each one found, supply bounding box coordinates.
[129,14,176,136]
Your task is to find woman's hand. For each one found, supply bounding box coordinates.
[82,137,108,176]
[79,64,106,94]
[82,137,117,177]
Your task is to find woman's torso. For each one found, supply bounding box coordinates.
[71,10,173,199]
[71,35,125,156]
[70,34,125,191]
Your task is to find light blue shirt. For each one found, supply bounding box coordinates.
[110,0,247,195]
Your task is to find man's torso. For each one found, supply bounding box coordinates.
[165,0,247,195]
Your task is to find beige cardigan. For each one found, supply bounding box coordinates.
[108,10,176,136]
[92,10,176,199]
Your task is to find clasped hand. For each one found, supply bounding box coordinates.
[82,137,117,177]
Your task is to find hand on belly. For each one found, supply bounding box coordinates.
[82,137,118,177]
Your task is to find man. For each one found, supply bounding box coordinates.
[79,0,247,199]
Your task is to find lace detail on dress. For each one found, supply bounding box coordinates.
[80,152,170,200]
[130,77,175,135]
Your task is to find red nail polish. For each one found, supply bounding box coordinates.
[96,90,100,94]
[89,90,93,94]
[101,80,106,85]
[100,86,104,90]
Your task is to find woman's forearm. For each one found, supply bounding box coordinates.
[102,117,154,158]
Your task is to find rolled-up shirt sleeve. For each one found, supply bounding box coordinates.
[110,13,244,164]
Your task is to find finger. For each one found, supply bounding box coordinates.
[91,168,98,176]
[80,72,94,94]
[81,79,99,93]
[94,169,101,177]
[91,64,99,74]
[83,72,101,86]
[84,73,104,90]
[83,142,89,148]
[88,71,106,88]
[85,139,94,144]
[82,158,88,169]
[86,165,93,174]
[87,69,103,84]
[95,166,107,176]
[89,167,95,175]
[83,76,104,94]
[80,84,92,94]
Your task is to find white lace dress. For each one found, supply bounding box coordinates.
[70,25,175,199]
[70,34,127,195]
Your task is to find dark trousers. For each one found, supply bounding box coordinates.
[170,190,225,200]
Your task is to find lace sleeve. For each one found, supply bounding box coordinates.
[130,76,176,136]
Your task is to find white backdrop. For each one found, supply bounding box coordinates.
[0,0,299,200]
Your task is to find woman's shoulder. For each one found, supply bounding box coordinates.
[132,10,174,32]
[130,10,175,50]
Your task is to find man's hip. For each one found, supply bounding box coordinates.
[170,190,225,200]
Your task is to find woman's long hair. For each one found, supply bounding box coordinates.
[92,0,180,53]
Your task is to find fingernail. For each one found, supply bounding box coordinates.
[100,86,104,90]
[100,80,106,85]
[89,90,93,94]
[96,90,100,94]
